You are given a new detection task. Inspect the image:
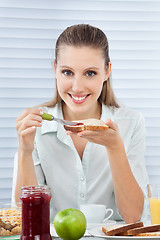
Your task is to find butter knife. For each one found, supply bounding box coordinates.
[41,112,78,126]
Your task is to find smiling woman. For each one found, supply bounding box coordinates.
[15,24,149,224]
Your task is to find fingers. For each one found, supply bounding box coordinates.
[16,108,42,122]
[66,130,82,136]
[71,120,120,148]
[17,119,42,136]
[66,131,73,135]
[77,131,103,139]
[16,114,42,130]
[16,108,43,137]
[20,126,36,137]
[106,119,117,131]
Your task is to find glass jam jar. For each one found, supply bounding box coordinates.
[20,186,52,240]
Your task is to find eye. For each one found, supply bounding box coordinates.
[62,70,73,76]
[86,70,97,77]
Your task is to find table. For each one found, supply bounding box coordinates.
[55,238,103,240]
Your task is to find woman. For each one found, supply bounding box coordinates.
[15,24,149,223]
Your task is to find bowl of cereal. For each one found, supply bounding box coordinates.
[0,203,21,238]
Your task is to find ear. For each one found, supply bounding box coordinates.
[104,62,111,81]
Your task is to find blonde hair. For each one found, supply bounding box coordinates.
[40,24,119,108]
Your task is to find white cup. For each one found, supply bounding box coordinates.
[80,204,113,225]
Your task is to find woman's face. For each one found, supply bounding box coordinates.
[54,45,111,116]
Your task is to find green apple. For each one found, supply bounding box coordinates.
[54,208,86,240]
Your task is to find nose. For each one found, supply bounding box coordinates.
[72,75,84,92]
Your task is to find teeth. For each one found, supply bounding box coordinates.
[71,95,87,101]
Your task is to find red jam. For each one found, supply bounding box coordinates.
[20,186,52,240]
[69,122,84,126]
[76,123,84,125]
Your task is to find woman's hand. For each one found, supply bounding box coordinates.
[67,119,123,150]
[16,108,43,154]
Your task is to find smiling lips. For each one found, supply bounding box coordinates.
[68,93,90,104]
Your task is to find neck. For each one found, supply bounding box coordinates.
[62,102,102,121]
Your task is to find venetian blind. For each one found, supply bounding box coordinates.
[0,0,160,204]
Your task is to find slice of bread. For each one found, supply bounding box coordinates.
[136,231,160,236]
[64,119,108,132]
[127,224,160,236]
[102,222,144,236]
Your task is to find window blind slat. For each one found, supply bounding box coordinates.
[146,147,160,156]
[146,156,160,165]
[0,78,55,88]
[0,8,160,21]
[1,148,18,158]
[1,28,160,40]
[1,49,160,60]
[118,99,160,108]
[0,138,18,147]
[147,166,160,175]
[1,0,160,11]
[0,158,14,168]
[114,89,160,98]
[0,98,52,108]
[0,88,54,98]
[0,128,18,138]
[146,137,160,147]
[1,18,160,32]
[0,179,12,189]
[113,79,160,89]
[146,128,160,137]
[0,38,159,51]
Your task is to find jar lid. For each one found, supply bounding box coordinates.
[21,185,51,194]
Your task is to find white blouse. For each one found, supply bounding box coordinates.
[32,103,149,222]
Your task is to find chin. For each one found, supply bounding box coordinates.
[70,106,91,116]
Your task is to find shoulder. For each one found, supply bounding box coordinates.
[101,104,145,127]
[112,107,144,123]
[105,106,146,135]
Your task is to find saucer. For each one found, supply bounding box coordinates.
[87,219,116,229]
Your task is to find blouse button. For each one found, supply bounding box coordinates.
[80,193,84,198]
[80,177,84,181]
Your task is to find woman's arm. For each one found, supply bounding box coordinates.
[106,138,144,223]
[15,108,42,202]
[15,151,38,203]
[74,118,145,223]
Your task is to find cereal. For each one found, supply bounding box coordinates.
[0,208,21,236]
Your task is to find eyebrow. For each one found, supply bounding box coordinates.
[59,65,73,69]
[59,65,99,71]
